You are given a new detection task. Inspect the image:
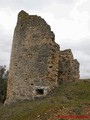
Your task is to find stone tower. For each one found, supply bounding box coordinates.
[5,10,60,104]
[5,10,79,104]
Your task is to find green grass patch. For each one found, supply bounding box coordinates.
[0,80,90,120]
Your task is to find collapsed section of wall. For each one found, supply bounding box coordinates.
[58,49,80,84]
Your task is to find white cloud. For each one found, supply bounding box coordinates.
[0,25,12,68]
[0,9,17,30]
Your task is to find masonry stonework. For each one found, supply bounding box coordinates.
[58,49,79,84]
[5,10,79,104]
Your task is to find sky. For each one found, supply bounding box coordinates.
[0,0,90,78]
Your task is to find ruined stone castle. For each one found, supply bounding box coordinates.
[5,10,79,104]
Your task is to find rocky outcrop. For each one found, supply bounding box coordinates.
[5,10,79,104]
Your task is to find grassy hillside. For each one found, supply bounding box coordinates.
[0,80,90,120]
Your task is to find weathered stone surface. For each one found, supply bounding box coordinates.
[58,49,80,84]
[5,10,80,104]
[5,10,60,104]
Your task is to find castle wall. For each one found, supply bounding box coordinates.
[58,49,80,84]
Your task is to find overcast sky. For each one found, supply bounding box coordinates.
[0,0,90,78]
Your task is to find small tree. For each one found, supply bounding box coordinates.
[0,65,8,103]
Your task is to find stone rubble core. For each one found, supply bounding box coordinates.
[4,10,80,104]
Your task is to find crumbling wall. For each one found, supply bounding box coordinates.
[5,10,79,104]
[5,10,60,104]
[58,49,79,84]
